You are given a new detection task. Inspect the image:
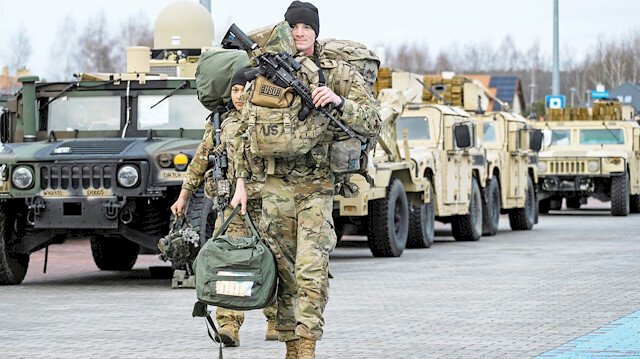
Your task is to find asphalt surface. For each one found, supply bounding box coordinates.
[1,200,639,358]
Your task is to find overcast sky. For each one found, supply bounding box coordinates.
[1,0,639,77]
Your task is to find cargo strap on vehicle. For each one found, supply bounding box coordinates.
[193,301,224,359]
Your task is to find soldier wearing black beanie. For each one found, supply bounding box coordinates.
[284,1,319,37]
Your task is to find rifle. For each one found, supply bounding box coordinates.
[221,23,362,141]
[208,108,231,222]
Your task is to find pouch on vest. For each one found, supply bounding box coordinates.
[249,75,294,108]
[193,206,277,311]
[246,96,329,158]
[329,138,362,174]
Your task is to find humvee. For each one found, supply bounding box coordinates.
[534,100,640,216]
[0,1,217,284]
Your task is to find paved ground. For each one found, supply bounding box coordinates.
[1,201,640,358]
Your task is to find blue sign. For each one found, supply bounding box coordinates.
[591,90,609,99]
[545,95,566,109]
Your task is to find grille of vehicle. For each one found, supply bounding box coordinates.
[40,164,113,190]
[52,140,134,155]
[549,160,587,174]
[150,66,178,77]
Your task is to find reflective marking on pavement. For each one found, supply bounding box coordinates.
[537,309,640,358]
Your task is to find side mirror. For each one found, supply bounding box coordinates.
[530,129,543,152]
[453,123,472,149]
[0,110,7,143]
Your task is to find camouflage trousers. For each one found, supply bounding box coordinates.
[214,199,277,328]
[260,175,337,341]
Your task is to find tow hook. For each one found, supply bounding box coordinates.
[26,197,46,225]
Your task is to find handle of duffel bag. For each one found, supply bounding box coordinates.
[212,205,260,240]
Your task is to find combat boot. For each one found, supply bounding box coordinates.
[266,318,278,341]
[217,325,240,347]
[285,339,299,359]
[298,338,316,359]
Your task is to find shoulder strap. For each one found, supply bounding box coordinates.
[192,302,224,359]
[211,205,260,240]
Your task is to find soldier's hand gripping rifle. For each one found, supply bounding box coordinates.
[208,108,230,222]
[221,24,363,142]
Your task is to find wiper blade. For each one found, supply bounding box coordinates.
[601,122,622,144]
[39,83,77,110]
[150,81,191,109]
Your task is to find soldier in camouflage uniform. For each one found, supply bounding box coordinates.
[230,2,381,358]
[171,69,277,347]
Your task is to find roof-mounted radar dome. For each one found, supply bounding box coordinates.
[154,1,214,50]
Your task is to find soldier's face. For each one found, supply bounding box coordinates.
[231,84,245,111]
[291,23,316,56]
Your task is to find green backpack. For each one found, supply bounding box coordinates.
[193,206,277,311]
[195,49,251,111]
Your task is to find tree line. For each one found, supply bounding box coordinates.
[3,16,640,110]
[383,31,640,112]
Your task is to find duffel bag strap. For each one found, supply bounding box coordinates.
[193,301,224,359]
[211,205,242,239]
[242,212,260,239]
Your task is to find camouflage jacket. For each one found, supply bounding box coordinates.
[182,109,265,197]
[234,47,381,183]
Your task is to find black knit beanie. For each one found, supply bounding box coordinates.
[230,68,249,87]
[284,1,319,37]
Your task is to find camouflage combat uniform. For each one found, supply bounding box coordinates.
[182,109,277,328]
[235,48,381,341]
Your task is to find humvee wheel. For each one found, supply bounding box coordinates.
[509,176,536,230]
[0,206,29,285]
[482,177,501,236]
[452,179,482,241]
[611,173,630,216]
[630,193,640,213]
[407,185,435,249]
[367,178,409,257]
[180,187,216,246]
[90,236,139,271]
[333,217,346,241]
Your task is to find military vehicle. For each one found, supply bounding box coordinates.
[0,1,217,285]
[333,71,480,257]
[534,100,640,216]
[417,75,542,235]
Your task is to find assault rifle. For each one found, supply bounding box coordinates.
[221,23,361,141]
[208,108,231,221]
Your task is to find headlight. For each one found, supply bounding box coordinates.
[537,162,547,172]
[12,166,34,189]
[604,157,623,165]
[117,165,139,188]
[173,153,190,171]
[587,160,599,173]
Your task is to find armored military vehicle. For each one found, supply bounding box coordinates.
[417,74,541,235]
[333,72,480,257]
[0,1,216,284]
[534,100,640,216]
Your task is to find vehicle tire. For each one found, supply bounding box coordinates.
[90,235,139,271]
[482,177,501,236]
[407,186,435,249]
[509,176,536,230]
[630,194,640,213]
[452,179,482,241]
[538,198,550,214]
[611,173,630,216]
[566,197,581,210]
[181,187,216,245]
[367,178,409,257]
[0,205,29,285]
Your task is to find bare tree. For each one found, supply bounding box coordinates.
[8,23,32,74]
[77,11,118,73]
[47,16,80,81]
[114,11,154,71]
[385,42,431,73]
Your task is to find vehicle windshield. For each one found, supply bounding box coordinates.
[579,129,624,145]
[483,122,498,143]
[397,116,430,140]
[549,130,571,146]
[48,96,121,132]
[137,95,209,130]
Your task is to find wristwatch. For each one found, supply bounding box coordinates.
[336,96,346,111]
